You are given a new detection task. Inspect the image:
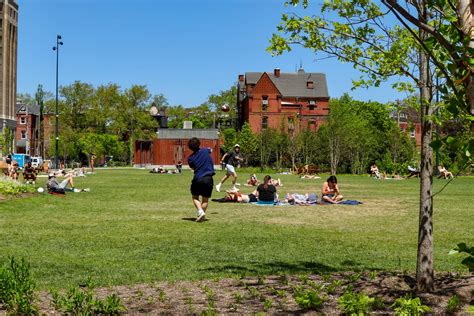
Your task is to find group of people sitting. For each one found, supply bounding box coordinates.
[4,160,38,184]
[213,174,344,205]
[370,163,454,180]
[244,174,282,187]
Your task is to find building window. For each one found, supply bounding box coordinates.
[20,130,26,139]
[309,100,316,110]
[20,117,26,124]
[288,117,294,131]
[410,130,415,138]
[262,96,268,111]
[262,116,268,129]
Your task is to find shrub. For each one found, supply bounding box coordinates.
[0,257,38,315]
[449,243,474,272]
[293,288,325,310]
[391,295,430,316]
[0,179,36,197]
[338,290,374,315]
[446,294,462,314]
[51,286,126,315]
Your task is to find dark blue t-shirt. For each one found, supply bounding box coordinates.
[188,148,215,179]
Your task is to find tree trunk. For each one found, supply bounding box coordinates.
[416,2,435,293]
[457,0,474,133]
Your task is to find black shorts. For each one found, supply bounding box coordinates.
[191,175,213,198]
[248,193,258,203]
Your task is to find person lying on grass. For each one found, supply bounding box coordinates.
[212,188,258,203]
[321,175,343,204]
[47,172,90,194]
[284,193,318,205]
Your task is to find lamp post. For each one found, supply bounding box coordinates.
[52,35,63,169]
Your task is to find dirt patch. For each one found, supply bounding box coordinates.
[0,192,35,202]
[32,272,474,315]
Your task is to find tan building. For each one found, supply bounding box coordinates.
[0,0,18,134]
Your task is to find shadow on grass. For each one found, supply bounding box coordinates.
[201,260,338,275]
[181,217,209,222]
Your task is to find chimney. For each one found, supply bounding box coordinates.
[307,81,314,89]
[238,74,244,82]
[274,68,281,77]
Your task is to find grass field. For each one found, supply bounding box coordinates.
[0,169,472,290]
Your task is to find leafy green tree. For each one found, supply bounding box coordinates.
[151,93,169,113]
[237,123,259,166]
[166,105,187,128]
[203,85,238,128]
[60,81,95,131]
[269,0,473,292]
[221,128,237,154]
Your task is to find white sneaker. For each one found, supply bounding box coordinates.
[73,188,81,193]
[196,210,206,222]
[83,188,90,192]
[231,186,239,192]
[215,183,221,192]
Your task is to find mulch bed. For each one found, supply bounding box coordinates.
[33,272,473,315]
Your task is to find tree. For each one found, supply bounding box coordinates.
[203,85,238,128]
[269,0,473,292]
[237,123,259,166]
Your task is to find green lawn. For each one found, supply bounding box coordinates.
[0,169,472,290]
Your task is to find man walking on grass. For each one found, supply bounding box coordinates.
[215,144,243,192]
[187,137,215,222]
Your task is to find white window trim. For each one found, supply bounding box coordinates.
[20,117,26,124]
[20,130,27,139]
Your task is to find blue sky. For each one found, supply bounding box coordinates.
[18,0,407,107]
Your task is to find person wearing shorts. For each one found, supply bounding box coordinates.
[188,137,215,222]
[215,144,243,192]
[321,175,343,204]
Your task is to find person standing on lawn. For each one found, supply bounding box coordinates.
[215,144,244,192]
[187,137,215,222]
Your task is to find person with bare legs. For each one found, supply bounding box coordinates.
[215,144,243,192]
[321,175,343,204]
[187,137,215,222]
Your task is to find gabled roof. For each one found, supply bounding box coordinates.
[245,69,329,98]
[16,103,40,116]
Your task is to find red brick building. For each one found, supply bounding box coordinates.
[237,68,330,133]
[15,103,54,157]
[134,129,221,167]
[391,107,422,148]
[15,103,39,155]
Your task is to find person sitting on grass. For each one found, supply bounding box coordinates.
[23,162,37,184]
[256,175,277,203]
[47,172,89,194]
[370,163,382,179]
[407,165,420,178]
[321,175,343,204]
[245,174,259,186]
[9,162,19,181]
[438,165,453,179]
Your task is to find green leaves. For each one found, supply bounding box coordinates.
[449,243,474,272]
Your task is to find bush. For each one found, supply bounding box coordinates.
[293,287,325,310]
[0,257,38,315]
[0,178,36,197]
[338,290,375,315]
[51,286,126,315]
[391,295,430,316]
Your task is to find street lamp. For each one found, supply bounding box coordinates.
[52,35,63,169]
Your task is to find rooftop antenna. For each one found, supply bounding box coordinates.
[300,59,303,69]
